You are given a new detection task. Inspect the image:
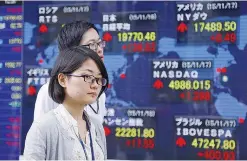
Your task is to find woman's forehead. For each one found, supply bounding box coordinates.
[76,59,101,75]
[81,28,100,44]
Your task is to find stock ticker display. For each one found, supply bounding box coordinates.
[19,1,247,160]
[0,1,22,160]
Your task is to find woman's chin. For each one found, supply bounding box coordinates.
[85,97,97,105]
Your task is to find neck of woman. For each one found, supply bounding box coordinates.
[62,99,86,121]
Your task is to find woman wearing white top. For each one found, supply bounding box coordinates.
[23,46,109,160]
[34,21,107,124]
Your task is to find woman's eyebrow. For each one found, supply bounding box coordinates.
[85,38,101,43]
[78,69,101,75]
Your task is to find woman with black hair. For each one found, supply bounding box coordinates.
[34,21,107,124]
[23,46,109,160]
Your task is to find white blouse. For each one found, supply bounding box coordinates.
[59,105,104,160]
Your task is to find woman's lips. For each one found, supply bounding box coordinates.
[88,92,97,97]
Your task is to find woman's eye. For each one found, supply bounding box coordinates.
[84,75,90,79]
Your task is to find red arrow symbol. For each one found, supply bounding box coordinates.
[28,86,36,96]
[177,22,187,33]
[103,32,112,42]
[39,24,48,33]
[153,79,164,90]
[176,137,186,147]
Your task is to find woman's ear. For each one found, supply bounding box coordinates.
[57,73,67,88]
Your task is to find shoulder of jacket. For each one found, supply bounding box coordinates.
[41,81,49,89]
[33,110,58,130]
[99,92,106,100]
[90,116,104,137]
[37,82,49,94]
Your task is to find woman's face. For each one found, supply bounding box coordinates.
[80,28,104,60]
[63,59,103,106]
